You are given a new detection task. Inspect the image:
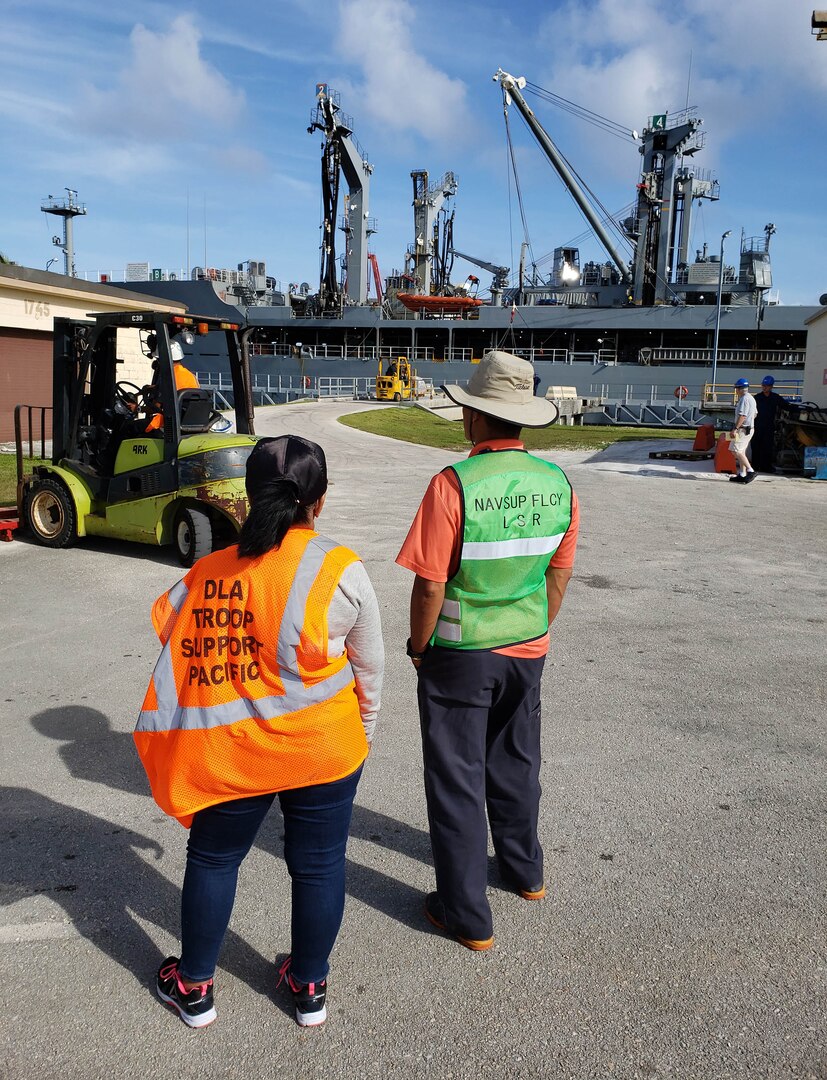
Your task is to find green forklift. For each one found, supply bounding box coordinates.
[19,311,258,566]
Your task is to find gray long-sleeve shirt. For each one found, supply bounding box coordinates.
[327,560,384,742]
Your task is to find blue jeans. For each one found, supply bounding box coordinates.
[179,766,362,986]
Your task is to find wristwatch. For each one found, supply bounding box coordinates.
[406,638,428,661]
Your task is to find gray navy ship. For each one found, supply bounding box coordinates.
[123,72,817,403]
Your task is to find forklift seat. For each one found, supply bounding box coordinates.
[178,389,215,433]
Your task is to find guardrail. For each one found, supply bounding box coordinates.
[644,348,805,367]
[701,381,803,406]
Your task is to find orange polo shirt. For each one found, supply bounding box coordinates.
[396,439,579,658]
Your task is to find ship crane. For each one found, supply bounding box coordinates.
[408,170,457,295]
[448,249,510,307]
[493,69,633,286]
[308,84,374,313]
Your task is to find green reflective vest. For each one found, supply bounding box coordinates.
[433,450,573,651]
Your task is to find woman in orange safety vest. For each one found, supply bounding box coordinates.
[135,435,384,1029]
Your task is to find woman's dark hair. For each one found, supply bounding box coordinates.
[237,479,313,558]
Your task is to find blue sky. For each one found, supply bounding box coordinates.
[2,0,826,304]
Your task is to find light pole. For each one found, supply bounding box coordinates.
[711,230,731,399]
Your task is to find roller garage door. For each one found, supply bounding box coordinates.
[0,328,51,442]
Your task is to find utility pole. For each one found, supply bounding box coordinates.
[41,188,87,277]
[711,230,731,395]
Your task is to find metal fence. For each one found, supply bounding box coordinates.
[196,372,437,405]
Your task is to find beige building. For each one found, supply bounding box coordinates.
[0,265,186,441]
[803,307,827,407]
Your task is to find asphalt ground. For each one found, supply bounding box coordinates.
[1,403,825,1080]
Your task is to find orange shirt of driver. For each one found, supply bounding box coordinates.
[396,438,580,659]
[144,363,200,431]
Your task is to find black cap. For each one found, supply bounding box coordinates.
[245,435,327,505]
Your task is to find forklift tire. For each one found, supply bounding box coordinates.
[26,477,77,548]
[174,506,213,568]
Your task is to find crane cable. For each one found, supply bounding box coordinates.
[524,82,637,143]
[503,97,536,283]
[520,83,687,301]
[506,91,687,304]
[508,102,636,268]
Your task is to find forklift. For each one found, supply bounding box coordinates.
[18,311,258,566]
[376,356,417,401]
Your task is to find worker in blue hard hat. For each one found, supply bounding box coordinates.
[729,379,757,484]
[752,375,787,472]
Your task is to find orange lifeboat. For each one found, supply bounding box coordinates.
[397,293,484,315]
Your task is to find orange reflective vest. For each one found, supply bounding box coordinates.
[134,527,368,827]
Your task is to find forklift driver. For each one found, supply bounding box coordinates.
[141,337,200,433]
[112,338,201,444]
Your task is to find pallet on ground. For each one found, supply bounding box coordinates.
[0,507,20,542]
[648,449,716,461]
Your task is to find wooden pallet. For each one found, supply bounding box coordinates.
[648,449,715,461]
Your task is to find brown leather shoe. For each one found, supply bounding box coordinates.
[424,892,494,951]
[518,884,546,900]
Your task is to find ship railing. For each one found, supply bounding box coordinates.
[586,379,805,407]
[589,383,707,405]
[509,348,570,364]
[700,381,803,407]
[249,344,440,363]
[509,348,617,366]
[647,347,805,366]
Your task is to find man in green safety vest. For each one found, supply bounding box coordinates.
[396,350,580,950]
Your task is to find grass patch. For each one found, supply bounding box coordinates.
[339,408,695,452]
[0,454,46,506]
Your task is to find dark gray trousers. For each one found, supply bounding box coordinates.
[417,645,545,939]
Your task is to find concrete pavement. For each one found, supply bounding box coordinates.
[1,402,825,1080]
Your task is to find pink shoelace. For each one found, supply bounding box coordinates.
[159,959,211,997]
[277,955,318,996]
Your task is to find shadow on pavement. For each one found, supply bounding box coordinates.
[30,706,434,933]
[31,705,149,798]
[0,786,274,1000]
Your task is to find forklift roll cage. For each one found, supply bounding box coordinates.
[52,312,255,478]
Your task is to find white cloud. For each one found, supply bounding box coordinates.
[335,0,473,144]
[536,0,827,135]
[78,14,245,136]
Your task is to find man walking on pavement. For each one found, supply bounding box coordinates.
[730,378,758,484]
[396,351,579,950]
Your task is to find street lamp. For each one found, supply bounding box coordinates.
[711,230,731,398]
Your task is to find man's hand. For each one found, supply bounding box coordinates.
[546,565,573,626]
[409,576,444,663]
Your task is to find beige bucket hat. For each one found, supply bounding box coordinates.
[442,350,558,428]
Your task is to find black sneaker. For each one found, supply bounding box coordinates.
[156,957,216,1028]
[277,956,327,1027]
[729,475,746,483]
[744,472,757,483]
